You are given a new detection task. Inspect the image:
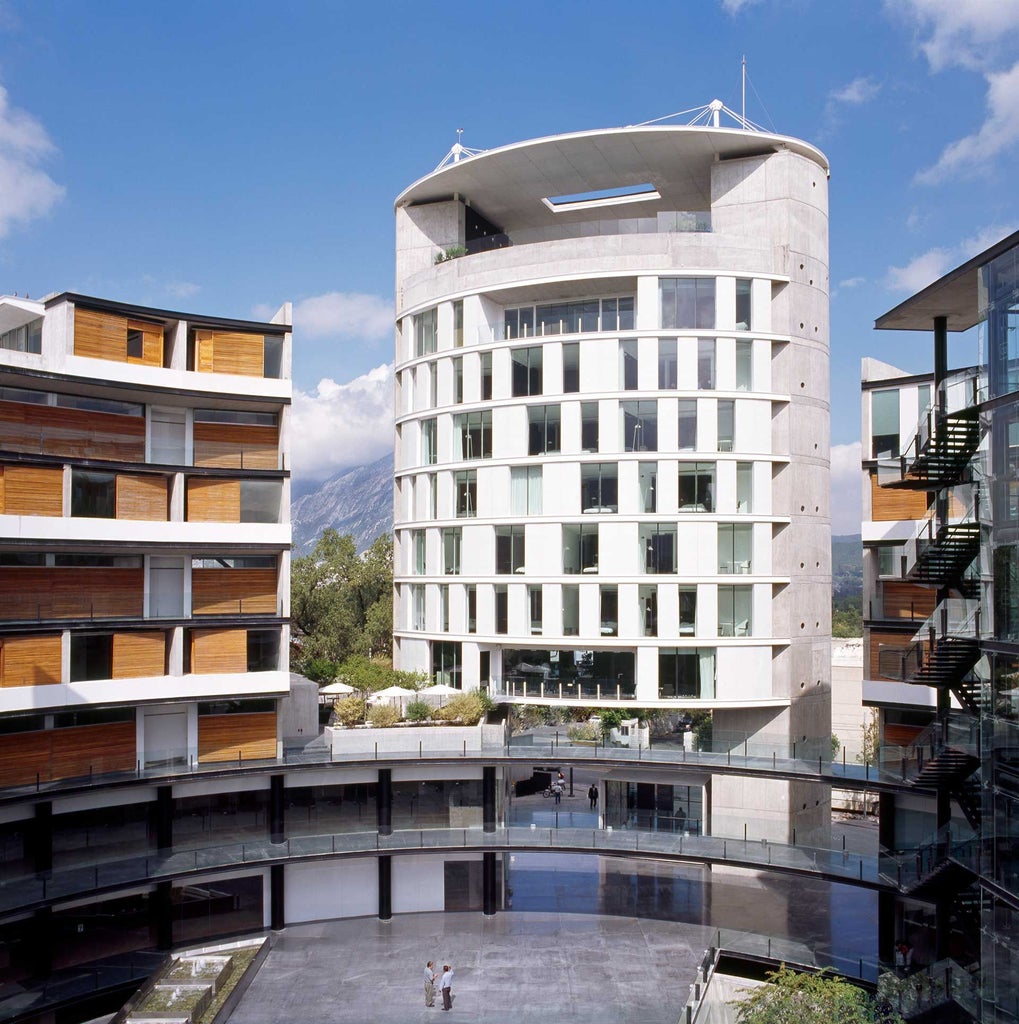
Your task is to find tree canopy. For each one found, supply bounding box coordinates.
[291,530,393,674]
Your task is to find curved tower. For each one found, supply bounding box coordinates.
[393,114,831,838]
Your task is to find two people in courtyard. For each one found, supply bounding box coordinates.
[423,961,454,1009]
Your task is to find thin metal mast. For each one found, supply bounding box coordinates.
[741,55,746,128]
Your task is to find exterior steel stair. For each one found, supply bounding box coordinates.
[883,409,980,491]
[906,522,980,588]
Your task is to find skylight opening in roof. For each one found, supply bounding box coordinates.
[542,183,660,213]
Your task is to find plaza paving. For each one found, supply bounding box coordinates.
[225,912,716,1024]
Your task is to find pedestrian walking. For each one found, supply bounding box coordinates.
[588,783,598,809]
[553,778,563,804]
[440,964,454,1010]
[423,960,437,1007]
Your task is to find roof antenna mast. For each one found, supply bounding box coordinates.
[433,128,487,173]
[741,55,747,129]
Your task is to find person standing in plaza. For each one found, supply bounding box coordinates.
[588,783,598,810]
[440,964,454,1010]
[423,961,437,1007]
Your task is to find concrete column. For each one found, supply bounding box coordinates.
[156,785,173,851]
[377,769,392,836]
[152,881,173,950]
[482,852,497,916]
[270,775,285,844]
[270,864,285,930]
[378,856,392,921]
[483,766,496,833]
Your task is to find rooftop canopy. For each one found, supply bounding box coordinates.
[395,125,829,233]
[876,228,1019,333]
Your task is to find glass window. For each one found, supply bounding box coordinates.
[453,357,463,403]
[240,480,282,522]
[736,340,753,391]
[737,462,753,513]
[481,352,492,400]
[601,296,634,331]
[639,463,657,513]
[563,343,580,393]
[877,545,901,578]
[415,308,437,357]
[660,278,715,330]
[432,639,461,686]
[528,405,561,455]
[442,527,461,574]
[248,629,280,671]
[70,633,113,681]
[917,383,932,418]
[679,463,715,512]
[495,525,525,574]
[718,524,752,573]
[71,470,115,518]
[658,339,677,389]
[511,466,542,515]
[871,389,900,459]
[600,586,618,636]
[428,472,437,520]
[494,585,508,634]
[454,410,492,459]
[125,329,143,359]
[563,523,598,574]
[453,300,463,348]
[455,470,476,517]
[440,585,449,632]
[413,530,426,574]
[0,318,42,354]
[581,463,618,513]
[529,586,542,635]
[263,336,284,379]
[718,586,752,636]
[641,523,677,574]
[679,588,697,634]
[511,346,543,397]
[504,306,535,340]
[678,400,697,450]
[622,400,658,451]
[698,339,715,389]
[581,402,599,452]
[411,585,425,631]
[562,585,579,635]
[422,418,437,465]
[193,409,278,426]
[735,279,752,331]
[620,341,638,390]
[659,649,714,699]
[640,585,658,636]
[466,585,476,633]
[717,400,734,452]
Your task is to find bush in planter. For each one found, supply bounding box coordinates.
[368,702,401,728]
[433,692,484,726]
[406,699,431,723]
[333,696,367,727]
[567,721,601,743]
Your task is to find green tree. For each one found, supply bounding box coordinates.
[732,966,903,1024]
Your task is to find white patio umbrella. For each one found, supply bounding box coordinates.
[371,684,417,709]
[419,682,460,706]
[319,681,354,696]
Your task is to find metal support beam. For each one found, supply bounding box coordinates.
[378,855,392,920]
[483,852,497,916]
[270,864,285,930]
[270,775,285,844]
[483,766,496,833]
[32,801,52,875]
[153,881,173,950]
[156,785,173,851]
[377,769,392,836]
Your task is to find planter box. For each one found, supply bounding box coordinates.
[328,723,505,757]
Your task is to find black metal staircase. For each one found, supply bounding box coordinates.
[906,522,980,588]
[882,409,980,491]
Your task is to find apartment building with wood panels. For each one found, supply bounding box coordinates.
[0,291,292,787]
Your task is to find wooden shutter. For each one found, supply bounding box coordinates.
[194,330,216,372]
[191,568,277,615]
[193,330,265,377]
[193,423,279,469]
[2,465,63,516]
[190,628,247,673]
[112,631,165,678]
[127,318,163,366]
[0,729,52,787]
[50,722,135,779]
[74,307,128,360]
[880,582,936,621]
[198,711,276,763]
[870,473,931,522]
[186,478,241,522]
[0,635,62,686]
[117,474,168,520]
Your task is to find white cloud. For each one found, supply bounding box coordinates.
[291,363,394,483]
[830,442,863,535]
[720,0,761,13]
[886,220,1019,292]
[165,281,200,299]
[837,277,865,290]
[888,0,1019,73]
[0,85,64,238]
[291,290,393,341]
[916,59,1019,183]
[829,77,881,106]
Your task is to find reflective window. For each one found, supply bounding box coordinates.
[735,279,752,331]
[581,402,599,452]
[718,586,752,636]
[620,341,638,390]
[453,357,464,403]
[641,523,677,574]
[432,640,462,686]
[622,400,658,451]
[717,400,735,452]
[415,308,437,356]
[563,343,580,393]
[510,466,542,515]
[640,585,658,636]
[454,410,492,459]
[481,352,492,400]
[563,523,598,574]
[600,586,618,636]
[679,588,697,635]
[466,585,476,633]
[495,585,508,634]
[639,463,657,513]
[413,530,426,574]
[562,585,579,635]
[697,339,715,389]
[71,470,115,518]
[528,586,542,635]
[736,340,753,391]
[718,524,752,574]
[455,471,476,517]
[453,300,463,348]
[871,389,900,459]
[658,649,715,699]
[0,318,42,354]
[678,400,697,450]
[679,463,715,512]
[511,346,543,397]
[736,462,753,513]
[658,339,678,389]
[412,585,425,630]
[581,463,618,513]
[660,278,715,330]
[442,527,461,574]
[528,405,561,455]
[495,525,525,574]
[422,418,437,465]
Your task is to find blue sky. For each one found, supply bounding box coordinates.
[1,0,1018,529]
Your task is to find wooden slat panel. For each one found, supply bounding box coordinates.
[50,722,135,779]
[191,568,277,615]
[198,712,276,763]
[871,473,931,522]
[74,308,161,366]
[197,334,214,373]
[0,401,145,462]
[0,635,62,687]
[112,631,165,679]
[190,628,247,674]
[186,478,241,522]
[193,422,279,469]
[194,330,264,377]
[2,465,63,516]
[0,568,143,620]
[116,474,168,521]
[881,582,937,621]
[885,723,924,748]
[0,730,53,787]
[869,629,915,681]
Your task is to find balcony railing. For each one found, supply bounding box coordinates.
[878,821,982,891]
[494,678,636,701]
